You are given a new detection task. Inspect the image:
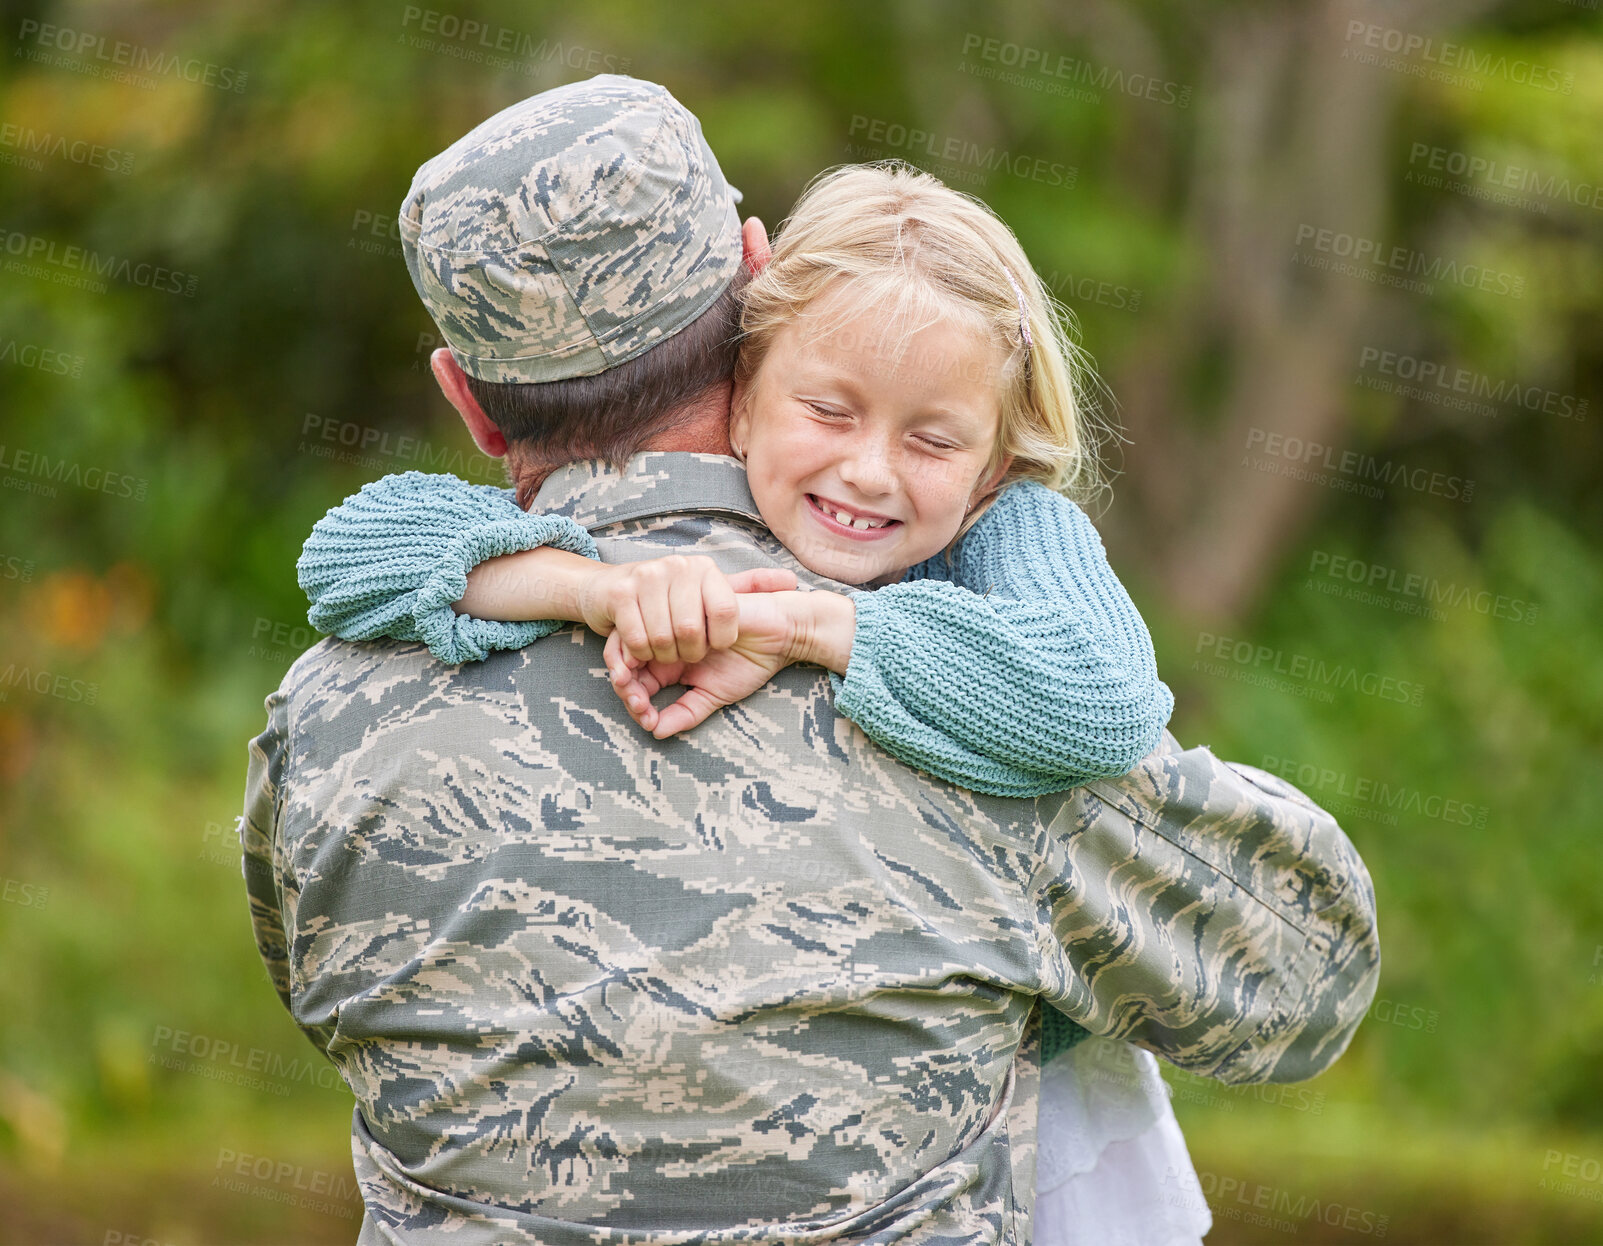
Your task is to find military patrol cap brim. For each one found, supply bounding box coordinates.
[399,74,743,384]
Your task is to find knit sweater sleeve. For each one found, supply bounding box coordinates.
[296,470,600,666]
[826,481,1174,798]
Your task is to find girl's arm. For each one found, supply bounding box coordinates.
[302,473,1171,794]
[297,471,603,665]
[815,481,1174,798]
[299,471,793,668]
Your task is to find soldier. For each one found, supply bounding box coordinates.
[242,75,1379,1244]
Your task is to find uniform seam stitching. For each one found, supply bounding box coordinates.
[1084,774,1348,941]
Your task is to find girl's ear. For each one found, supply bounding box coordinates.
[729,375,754,459]
[972,453,1015,507]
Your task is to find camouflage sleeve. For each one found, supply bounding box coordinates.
[240,690,293,1016]
[1029,733,1380,1085]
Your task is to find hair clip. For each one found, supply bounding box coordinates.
[1004,269,1032,350]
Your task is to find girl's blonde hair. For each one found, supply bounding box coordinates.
[736,161,1111,545]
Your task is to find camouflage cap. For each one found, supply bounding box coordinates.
[399,74,744,384]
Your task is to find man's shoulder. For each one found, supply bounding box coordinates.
[279,632,436,691]
[592,511,858,593]
[271,629,1061,840]
[272,628,586,715]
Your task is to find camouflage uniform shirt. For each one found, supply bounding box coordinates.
[241,451,1379,1245]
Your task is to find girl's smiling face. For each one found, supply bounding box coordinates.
[730,283,1013,588]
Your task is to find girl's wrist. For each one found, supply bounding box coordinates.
[788,590,855,675]
[456,546,595,622]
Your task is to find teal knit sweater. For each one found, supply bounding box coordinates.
[296,471,1175,1063]
[298,472,1174,796]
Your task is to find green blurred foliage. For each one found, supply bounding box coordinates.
[0,1,1599,1241]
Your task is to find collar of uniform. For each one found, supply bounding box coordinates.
[530,451,764,531]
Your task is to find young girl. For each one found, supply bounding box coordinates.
[297,162,1211,1245]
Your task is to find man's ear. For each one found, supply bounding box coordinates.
[431,348,507,458]
[741,216,771,276]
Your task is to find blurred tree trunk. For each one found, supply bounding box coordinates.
[1051,0,1498,624]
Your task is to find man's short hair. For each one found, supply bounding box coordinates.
[467,266,750,507]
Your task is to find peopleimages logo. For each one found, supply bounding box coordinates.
[0,123,135,175]
[0,228,198,298]
[1261,753,1489,830]
[151,1026,344,1094]
[14,20,249,93]
[846,115,1077,190]
[1193,632,1424,707]
[1042,268,1143,314]
[348,207,404,261]
[1366,997,1442,1033]
[211,1147,358,1217]
[1355,346,1587,422]
[0,443,149,501]
[1,876,49,909]
[1306,549,1539,626]
[1342,20,1573,95]
[957,33,1193,108]
[1165,1166,1392,1237]
[297,412,502,483]
[1406,142,1603,214]
[0,337,86,379]
[1243,427,1475,503]
[0,663,98,705]
[1539,1149,1603,1204]
[398,7,631,76]
[1293,224,1525,298]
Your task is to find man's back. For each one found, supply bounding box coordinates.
[243,453,1378,1245]
[257,626,1050,1240]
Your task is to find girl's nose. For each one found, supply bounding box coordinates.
[837,436,899,495]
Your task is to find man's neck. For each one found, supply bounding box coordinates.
[509,382,735,506]
[639,381,735,457]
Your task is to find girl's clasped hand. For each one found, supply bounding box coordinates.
[582,554,810,739]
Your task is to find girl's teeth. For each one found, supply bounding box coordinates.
[815,496,888,529]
